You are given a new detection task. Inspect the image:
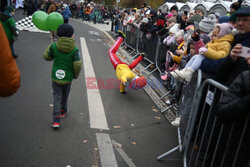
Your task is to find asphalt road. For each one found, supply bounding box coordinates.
[0,10,182,167]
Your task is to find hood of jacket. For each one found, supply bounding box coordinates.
[212,34,234,44]
[0,13,12,22]
[56,37,76,53]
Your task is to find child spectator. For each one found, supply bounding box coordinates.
[0,6,18,59]
[43,24,82,128]
[171,23,234,82]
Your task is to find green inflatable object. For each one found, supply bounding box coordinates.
[47,12,64,31]
[32,11,49,31]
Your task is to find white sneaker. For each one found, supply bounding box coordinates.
[175,68,194,82]
[170,70,185,82]
[171,117,180,126]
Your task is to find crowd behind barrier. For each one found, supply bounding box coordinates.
[110,3,249,166]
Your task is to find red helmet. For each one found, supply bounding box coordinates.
[129,77,147,90]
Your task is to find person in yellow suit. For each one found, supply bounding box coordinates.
[108,31,147,94]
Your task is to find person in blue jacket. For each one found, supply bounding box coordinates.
[62,5,72,24]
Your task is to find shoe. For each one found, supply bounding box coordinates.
[170,71,185,82]
[141,52,146,58]
[120,91,127,95]
[51,116,60,129]
[175,68,194,82]
[51,122,60,128]
[161,72,168,80]
[171,117,180,126]
[117,30,126,39]
[60,109,66,118]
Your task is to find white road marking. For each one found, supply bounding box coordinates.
[112,140,136,167]
[89,31,100,36]
[96,133,118,167]
[80,37,109,130]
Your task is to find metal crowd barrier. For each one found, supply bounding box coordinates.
[120,24,159,73]
[184,79,249,167]
[158,76,250,167]
[157,70,203,159]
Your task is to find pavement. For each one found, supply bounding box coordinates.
[0,9,182,167]
[81,19,176,122]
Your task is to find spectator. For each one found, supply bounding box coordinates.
[230,0,242,14]
[0,23,20,97]
[70,3,77,19]
[198,14,217,45]
[171,23,234,82]
[216,7,250,86]
[195,6,205,17]
[43,24,82,128]
[62,5,72,23]
[47,0,57,39]
[216,70,250,167]
[0,6,18,59]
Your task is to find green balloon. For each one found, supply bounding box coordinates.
[32,11,49,31]
[47,12,64,31]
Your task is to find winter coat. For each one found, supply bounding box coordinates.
[62,6,72,20]
[204,34,234,60]
[47,3,56,14]
[200,34,234,75]
[194,39,205,55]
[216,70,250,167]
[0,12,17,40]
[43,37,82,85]
[0,23,20,97]
[217,70,250,122]
[215,32,250,86]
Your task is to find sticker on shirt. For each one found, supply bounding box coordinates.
[55,69,65,79]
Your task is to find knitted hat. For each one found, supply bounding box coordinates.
[5,6,15,13]
[141,17,149,24]
[169,24,180,34]
[230,0,242,11]
[236,7,250,16]
[175,30,184,39]
[216,23,233,38]
[195,6,206,15]
[57,24,74,37]
[167,13,173,18]
[129,77,147,89]
[199,16,216,33]
[170,5,178,12]
[219,15,230,23]
[188,14,203,24]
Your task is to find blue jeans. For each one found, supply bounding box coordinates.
[52,82,71,117]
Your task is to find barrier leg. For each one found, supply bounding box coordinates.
[160,91,171,100]
[161,105,173,114]
[157,145,180,160]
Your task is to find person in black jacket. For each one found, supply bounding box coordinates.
[216,7,250,86]
[216,70,250,167]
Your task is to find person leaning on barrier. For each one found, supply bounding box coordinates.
[216,7,250,86]
[216,70,250,167]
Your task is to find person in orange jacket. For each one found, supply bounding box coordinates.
[0,23,21,97]
[108,31,147,94]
